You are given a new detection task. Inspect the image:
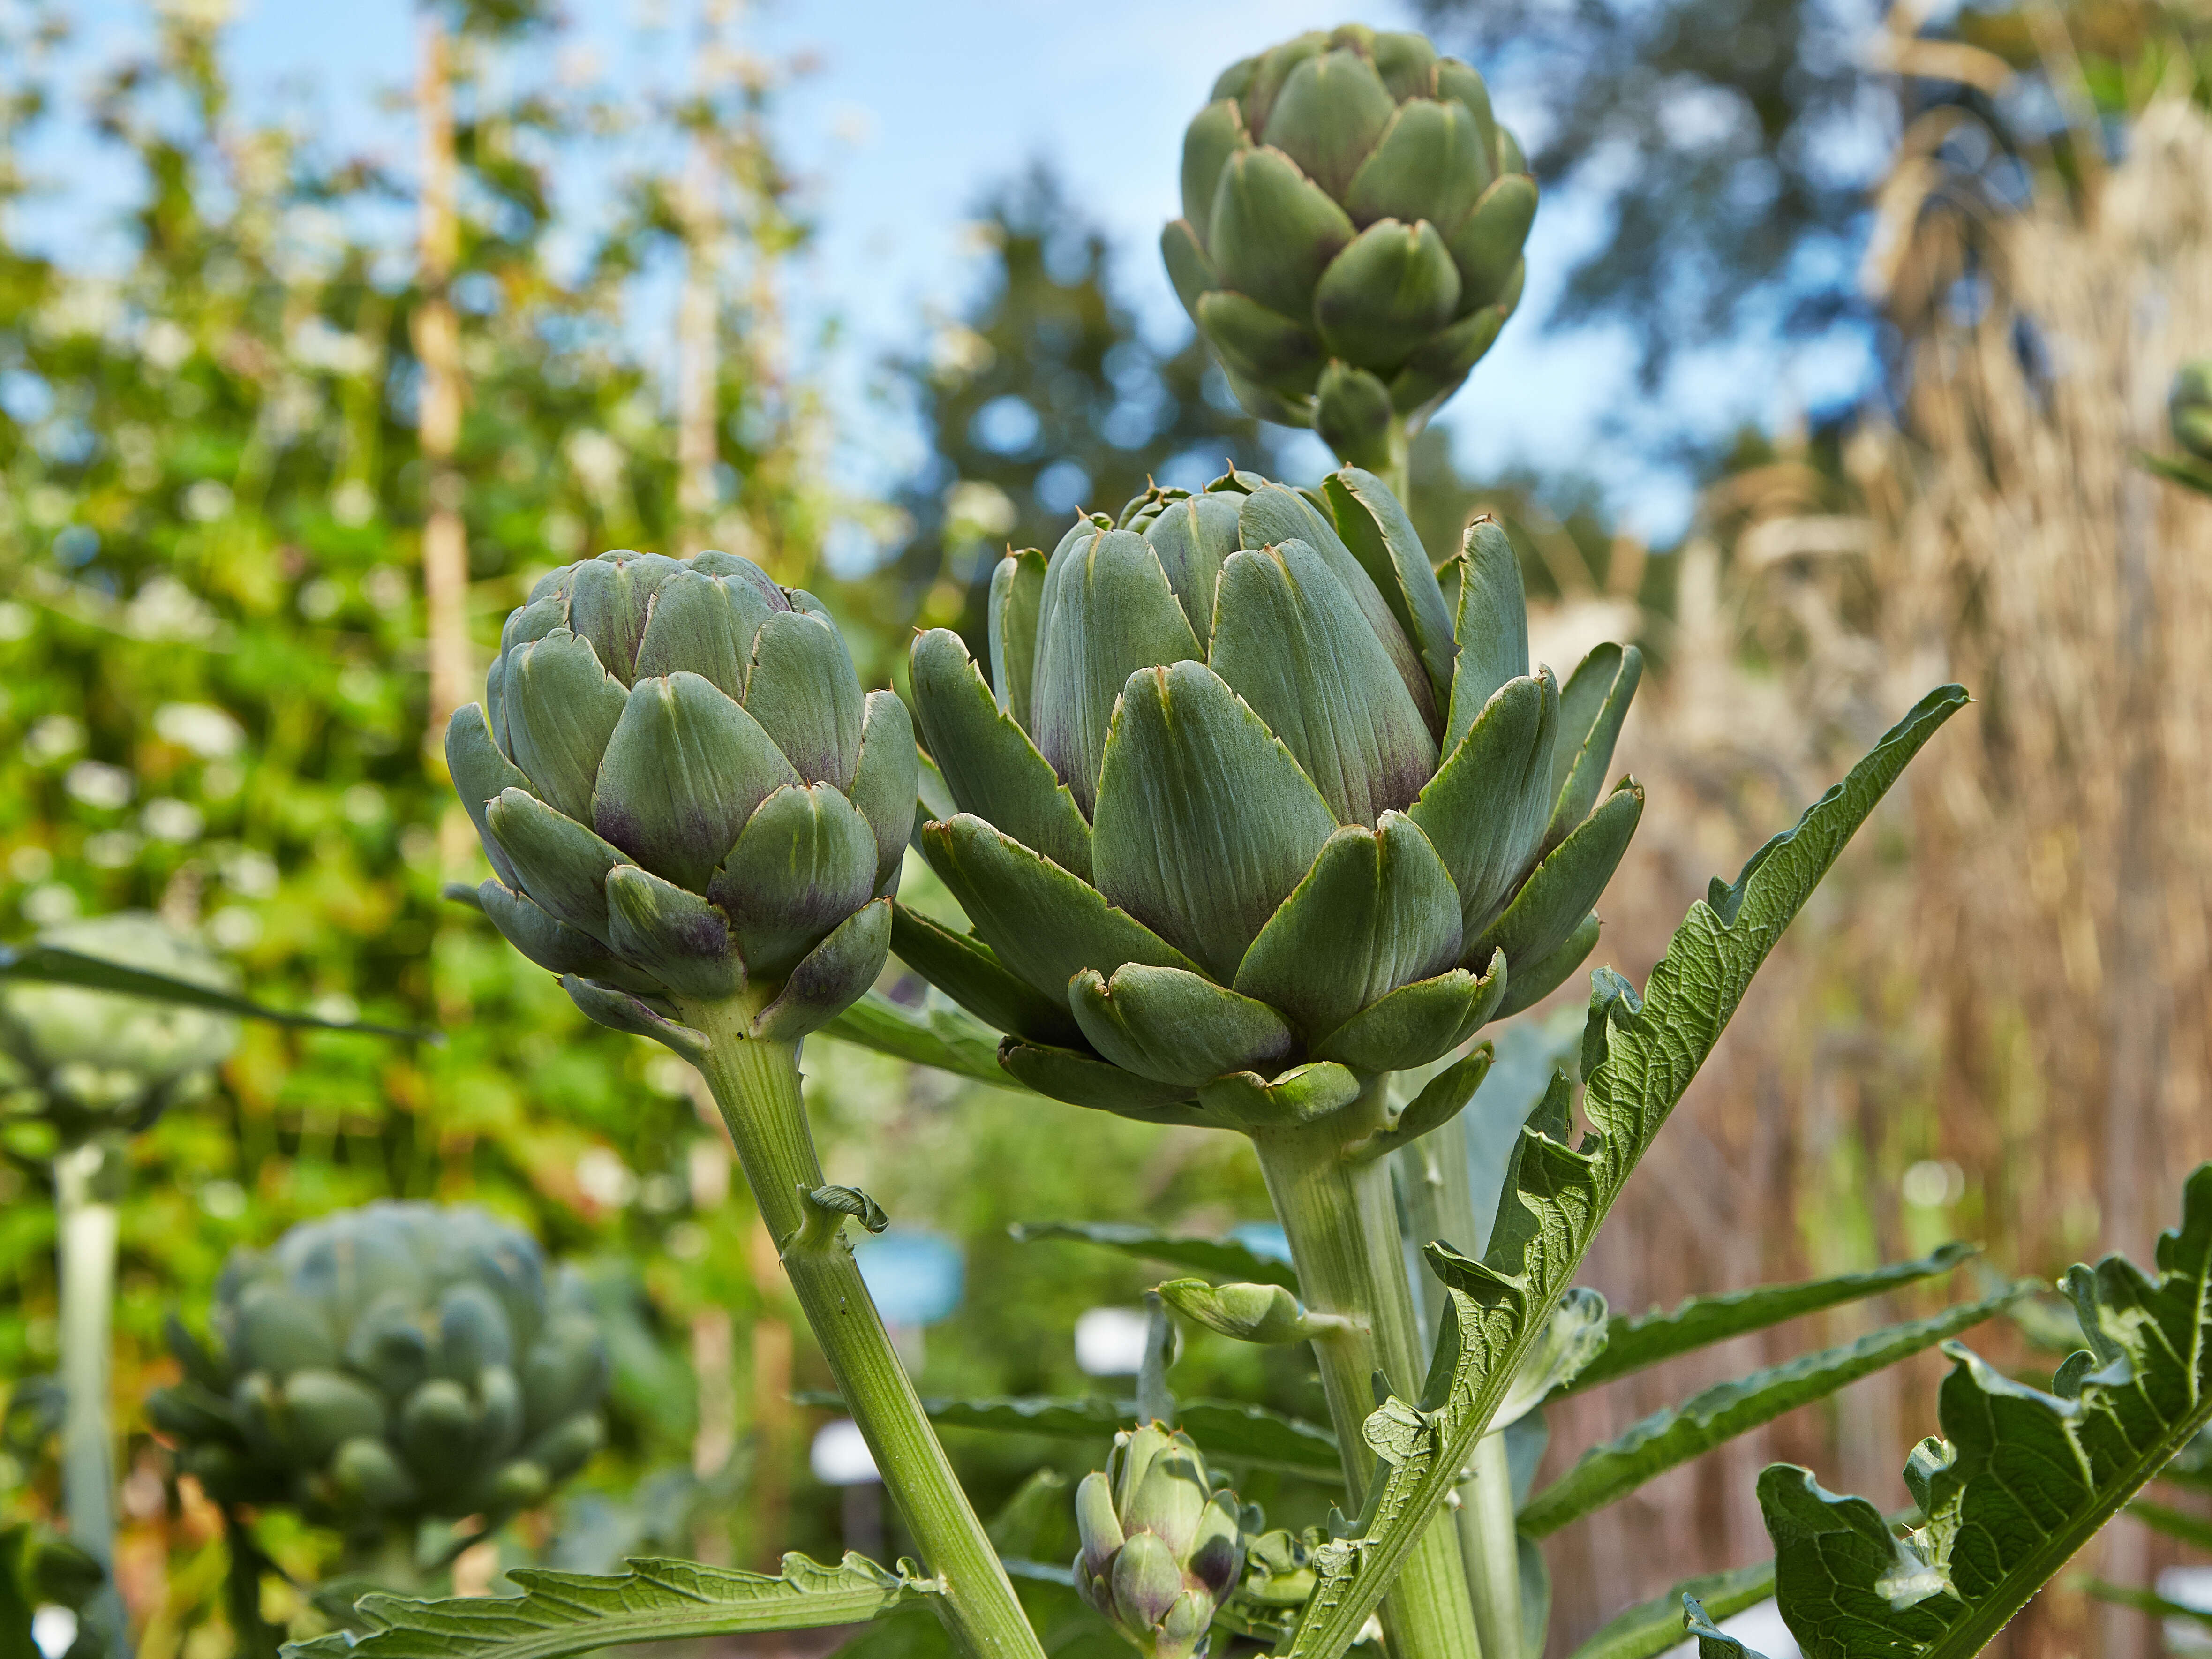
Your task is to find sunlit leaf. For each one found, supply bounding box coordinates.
[1275,686,1969,1659]
[1520,1282,2028,1537]
[1563,1241,1981,1396]
[1008,1220,1299,1290]
[0,943,431,1041]
[1755,1163,2212,1659]
[278,1553,939,1659]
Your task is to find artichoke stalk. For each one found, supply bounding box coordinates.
[1162,24,1535,475]
[1074,1424,1257,1659]
[902,465,1640,1659]
[0,912,239,1659]
[150,1202,609,1580]
[446,548,1042,1659]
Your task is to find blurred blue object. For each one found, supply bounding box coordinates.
[1228,1221,1292,1266]
[855,1228,964,1327]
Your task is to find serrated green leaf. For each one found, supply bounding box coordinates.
[279,1553,940,1659]
[1563,1241,1983,1396]
[2083,1578,2212,1632]
[1566,1563,1776,1659]
[1008,1221,1299,1290]
[2129,1498,2212,1553]
[0,944,432,1041]
[1681,1592,1768,1659]
[1275,685,1968,1659]
[1756,1161,2212,1659]
[1519,1282,2029,1537]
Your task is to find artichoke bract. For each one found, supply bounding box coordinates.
[1162,24,1534,469]
[150,1202,609,1539]
[902,466,1640,1130]
[445,549,916,1041]
[2174,359,2212,461]
[0,912,238,1144]
[1075,1424,1256,1659]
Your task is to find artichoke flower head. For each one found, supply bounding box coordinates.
[1075,1422,1257,1659]
[903,466,1641,1130]
[446,549,915,1043]
[2174,359,2212,462]
[150,1202,610,1543]
[0,911,238,1145]
[1163,23,1535,470]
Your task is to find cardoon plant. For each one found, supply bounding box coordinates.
[357,24,2212,1659]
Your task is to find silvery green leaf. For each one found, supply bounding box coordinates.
[1008,1221,1299,1290]
[1564,1563,1775,1659]
[0,943,426,1041]
[1562,1242,1983,1397]
[1490,1287,1607,1432]
[858,1394,1342,1485]
[1517,1281,2030,1538]
[280,1553,940,1659]
[1273,685,1969,1659]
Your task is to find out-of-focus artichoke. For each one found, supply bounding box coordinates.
[444,549,915,1041]
[2173,360,2212,461]
[0,912,238,1144]
[1075,1423,1256,1659]
[901,466,1640,1129]
[1162,24,1533,468]
[149,1203,609,1542]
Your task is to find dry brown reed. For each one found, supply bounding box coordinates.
[1524,96,2212,1659]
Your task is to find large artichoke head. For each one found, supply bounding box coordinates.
[2174,359,2212,461]
[0,912,238,1144]
[445,550,916,1041]
[903,467,1641,1131]
[150,1202,610,1538]
[1163,24,1534,468]
[1075,1423,1256,1659]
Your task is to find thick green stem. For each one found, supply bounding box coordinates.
[1397,1115,1525,1659]
[56,1139,129,1659]
[678,999,1043,1659]
[1249,1086,1482,1659]
[1372,416,1412,504]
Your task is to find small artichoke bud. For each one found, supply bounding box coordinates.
[1074,1423,1256,1659]
[1164,24,1533,439]
[1155,1279,1347,1345]
[450,549,917,1043]
[148,1202,610,1549]
[0,912,239,1145]
[2173,360,2212,462]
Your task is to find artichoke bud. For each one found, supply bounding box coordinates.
[1075,1423,1256,1659]
[1166,24,1533,436]
[451,548,915,1039]
[1155,1279,1325,1345]
[2173,359,2212,461]
[147,1202,610,1538]
[0,912,240,1144]
[905,467,1639,1131]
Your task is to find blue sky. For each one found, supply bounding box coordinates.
[20,0,1880,541]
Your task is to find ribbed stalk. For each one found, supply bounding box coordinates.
[1373,419,1413,504]
[55,1139,128,1659]
[1396,1115,1524,1659]
[1249,1085,1482,1659]
[678,997,1043,1659]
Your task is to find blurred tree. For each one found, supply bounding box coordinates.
[883,165,1275,652]
[1414,0,2212,389]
